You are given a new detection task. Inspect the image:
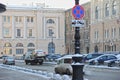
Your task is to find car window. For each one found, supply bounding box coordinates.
[108,55,116,59]
[57,59,64,64]
[99,56,107,60]
[64,59,72,64]
[86,54,92,59]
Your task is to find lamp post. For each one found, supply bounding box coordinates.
[72,0,84,80]
[0,3,6,13]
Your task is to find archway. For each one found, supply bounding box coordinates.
[94,45,98,52]
[48,42,55,54]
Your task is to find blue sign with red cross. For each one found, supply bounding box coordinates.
[72,5,84,20]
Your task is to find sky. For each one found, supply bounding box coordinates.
[0,0,90,9]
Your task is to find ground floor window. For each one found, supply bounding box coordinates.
[16,49,24,54]
[27,49,35,52]
[4,48,12,54]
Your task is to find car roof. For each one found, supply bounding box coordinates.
[57,54,83,61]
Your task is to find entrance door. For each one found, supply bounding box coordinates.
[48,42,55,54]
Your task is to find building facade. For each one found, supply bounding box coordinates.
[65,2,91,54]
[0,5,65,57]
[90,0,120,52]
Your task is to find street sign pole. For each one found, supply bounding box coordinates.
[72,0,84,80]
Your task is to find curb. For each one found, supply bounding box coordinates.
[84,65,120,72]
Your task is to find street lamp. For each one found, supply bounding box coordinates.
[0,3,6,13]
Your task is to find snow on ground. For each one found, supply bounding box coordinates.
[0,64,71,80]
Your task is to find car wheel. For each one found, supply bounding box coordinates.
[66,69,71,75]
[109,62,115,67]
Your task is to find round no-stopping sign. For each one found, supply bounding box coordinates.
[72,5,84,20]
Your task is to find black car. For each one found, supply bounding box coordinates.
[46,54,62,61]
[105,54,120,67]
[83,52,103,63]
[89,54,117,65]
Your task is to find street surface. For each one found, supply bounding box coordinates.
[15,61,55,73]
[84,66,120,80]
[0,68,48,80]
[0,60,120,80]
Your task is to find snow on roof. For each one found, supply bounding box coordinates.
[57,54,83,61]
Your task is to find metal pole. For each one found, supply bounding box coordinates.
[72,0,84,80]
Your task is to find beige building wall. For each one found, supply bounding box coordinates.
[0,5,65,57]
[90,0,120,52]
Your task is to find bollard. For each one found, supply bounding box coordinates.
[72,54,84,80]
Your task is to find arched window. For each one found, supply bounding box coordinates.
[27,43,35,47]
[4,43,12,47]
[112,1,117,15]
[105,3,109,17]
[95,6,99,19]
[27,43,35,52]
[16,43,24,54]
[16,43,23,47]
[4,43,12,55]
[47,19,55,24]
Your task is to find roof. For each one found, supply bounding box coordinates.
[57,54,83,61]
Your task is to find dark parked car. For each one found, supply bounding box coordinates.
[0,55,8,59]
[89,54,117,65]
[46,54,62,61]
[105,54,120,67]
[83,52,103,63]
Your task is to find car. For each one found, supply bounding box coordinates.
[105,54,120,67]
[88,54,117,65]
[46,54,62,61]
[3,56,15,65]
[54,54,83,75]
[0,55,8,59]
[83,52,103,63]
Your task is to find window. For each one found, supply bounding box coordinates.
[16,43,24,54]
[112,1,117,15]
[95,6,99,19]
[3,16,6,22]
[28,29,32,37]
[104,29,109,38]
[112,28,116,38]
[17,29,21,37]
[27,43,35,47]
[94,31,98,39]
[47,19,55,24]
[49,29,54,37]
[16,43,23,47]
[8,16,10,22]
[105,3,109,17]
[27,17,34,22]
[15,16,22,23]
[16,49,24,54]
[2,16,10,22]
[27,43,35,52]
[4,43,12,47]
[4,27,9,37]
